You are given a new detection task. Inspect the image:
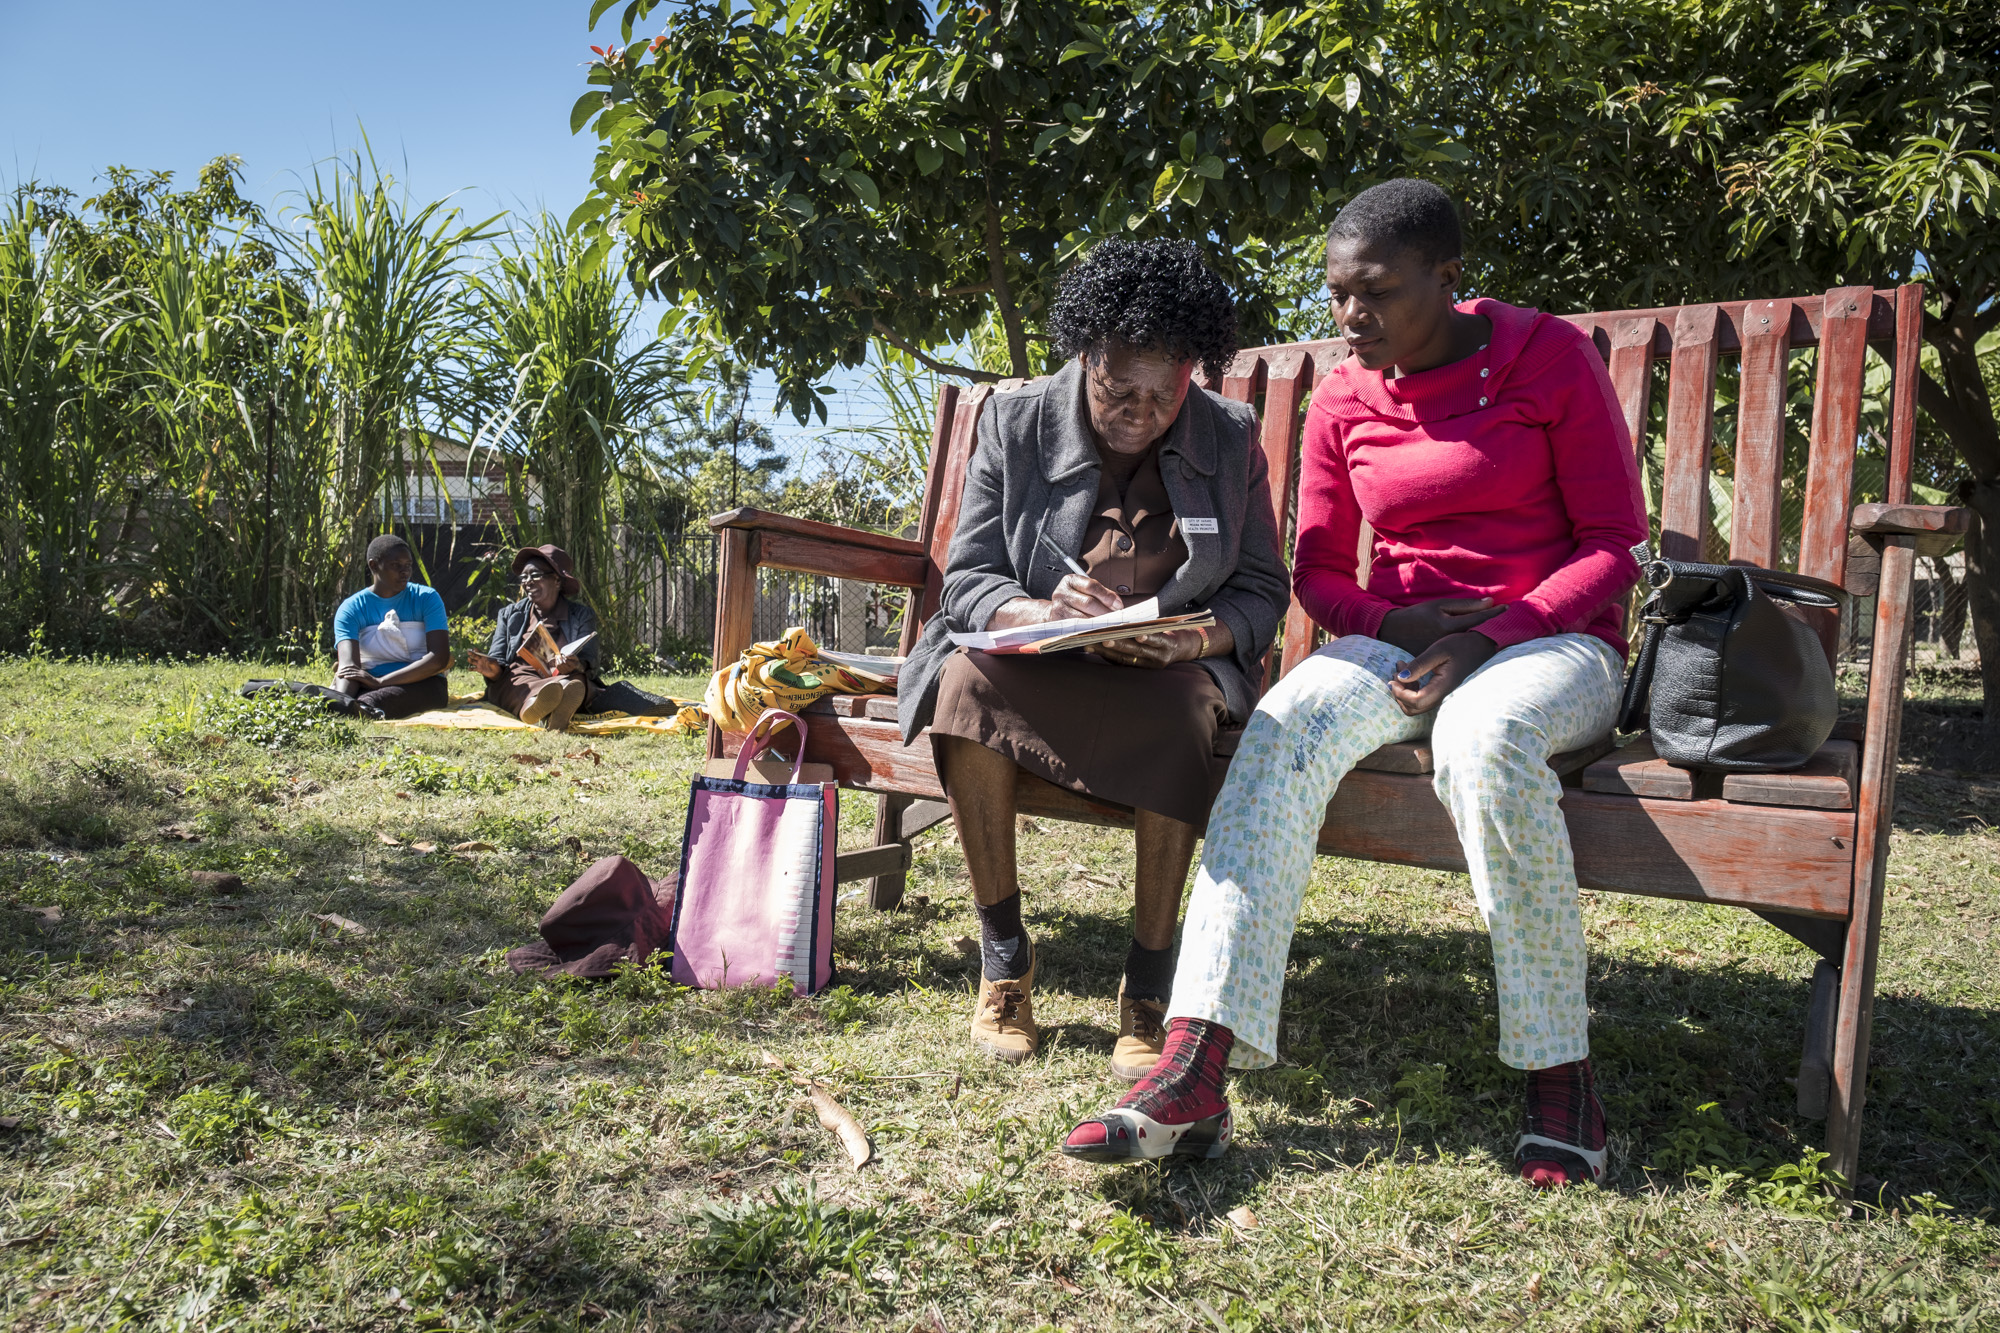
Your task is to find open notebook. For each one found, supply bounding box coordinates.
[946,597,1214,656]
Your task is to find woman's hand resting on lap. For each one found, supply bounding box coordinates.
[1094,628,1203,669]
[1376,596,1505,655]
[1388,630,1499,715]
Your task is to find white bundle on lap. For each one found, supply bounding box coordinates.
[356,610,427,666]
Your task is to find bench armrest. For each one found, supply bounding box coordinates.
[708,506,930,587]
[1850,503,1970,557]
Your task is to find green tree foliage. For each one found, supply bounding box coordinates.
[577,0,1996,706]
[572,0,1381,420]
[1374,0,1998,716]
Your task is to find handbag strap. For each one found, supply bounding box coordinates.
[1617,613,1661,734]
[734,708,810,783]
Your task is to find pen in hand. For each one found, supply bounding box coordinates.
[1037,529,1088,578]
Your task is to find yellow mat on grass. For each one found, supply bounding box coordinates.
[386,694,705,736]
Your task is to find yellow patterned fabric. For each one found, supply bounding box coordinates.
[387,695,706,736]
[704,626,891,734]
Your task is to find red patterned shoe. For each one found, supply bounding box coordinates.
[1063,1105,1232,1162]
[1062,1017,1234,1164]
[1515,1058,1608,1187]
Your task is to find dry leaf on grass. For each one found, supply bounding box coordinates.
[0,1224,54,1249]
[28,906,61,924]
[1226,1206,1260,1230]
[562,835,583,856]
[510,753,544,765]
[375,832,402,847]
[0,1115,21,1131]
[804,1080,873,1169]
[451,840,495,853]
[310,913,368,935]
[950,935,979,958]
[188,871,243,894]
[409,841,438,854]
[565,747,602,765]
[157,823,202,842]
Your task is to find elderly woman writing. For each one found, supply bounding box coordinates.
[898,239,1290,1079]
[468,545,601,732]
[1063,181,1648,1188]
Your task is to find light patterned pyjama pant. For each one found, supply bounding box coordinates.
[1168,633,1624,1071]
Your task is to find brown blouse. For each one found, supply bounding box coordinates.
[1077,444,1188,599]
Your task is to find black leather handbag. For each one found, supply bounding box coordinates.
[1616,544,1851,772]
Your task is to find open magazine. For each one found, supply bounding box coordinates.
[516,624,596,677]
[946,597,1215,656]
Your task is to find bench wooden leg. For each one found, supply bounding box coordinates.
[1825,535,1916,1186]
[1796,959,1841,1119]
[861,794,954,911]
[867,793,911,911]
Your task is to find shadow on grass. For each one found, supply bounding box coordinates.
[851,901,2000,1224]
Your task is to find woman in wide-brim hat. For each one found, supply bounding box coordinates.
[469,545,602,731]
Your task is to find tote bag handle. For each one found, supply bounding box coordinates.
[733,708,810,783]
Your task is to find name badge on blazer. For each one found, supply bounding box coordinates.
[1181,517,1220,534]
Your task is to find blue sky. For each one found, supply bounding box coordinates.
[0,1,907,441]
[2,0,616,222]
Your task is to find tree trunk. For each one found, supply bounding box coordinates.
[1918,284,2000,730]
[1928,553,1966,660]
[983,123,1031,378]
[1965,482,2000,729]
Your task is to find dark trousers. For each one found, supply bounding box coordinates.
[337,672,450,720]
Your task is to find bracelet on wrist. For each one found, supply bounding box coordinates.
[1190,624,1211,659]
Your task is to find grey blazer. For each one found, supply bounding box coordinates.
[898,359,1291,743]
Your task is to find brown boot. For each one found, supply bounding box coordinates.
[541,677,586,732]
[970,943,1037,1064]
[1111,981,1168,1083]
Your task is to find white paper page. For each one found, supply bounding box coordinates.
[946,596,1161,650]
[818,649,902,679]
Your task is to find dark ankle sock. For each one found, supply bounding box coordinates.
[1123,939,1174,1003]
[975,892,1030,981]
[1066,1018,1233,1149]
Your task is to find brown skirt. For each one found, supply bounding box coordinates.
[929,648,1230,826]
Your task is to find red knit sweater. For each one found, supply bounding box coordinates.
[1294,298,1648,657]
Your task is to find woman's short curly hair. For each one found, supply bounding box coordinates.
[1045,238,1238,385]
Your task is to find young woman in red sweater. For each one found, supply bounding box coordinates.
[1063,179,1648,1187]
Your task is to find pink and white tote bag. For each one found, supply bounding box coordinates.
[669,709,837,995]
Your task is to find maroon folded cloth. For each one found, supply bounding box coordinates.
[507,855,677,979]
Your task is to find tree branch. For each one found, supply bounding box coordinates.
[871,320,1001,383]
[1975,299,2000,342]
[983,120,1031,378]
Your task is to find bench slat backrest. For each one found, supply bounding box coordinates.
[906,284,1925,708]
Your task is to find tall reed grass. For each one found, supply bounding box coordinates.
[0,153,689,659]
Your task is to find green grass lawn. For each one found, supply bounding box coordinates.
[1,657,1996,1330]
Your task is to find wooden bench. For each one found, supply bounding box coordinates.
[707,283,1966,1182]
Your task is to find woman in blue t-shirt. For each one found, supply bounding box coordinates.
[331,534,452,719]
